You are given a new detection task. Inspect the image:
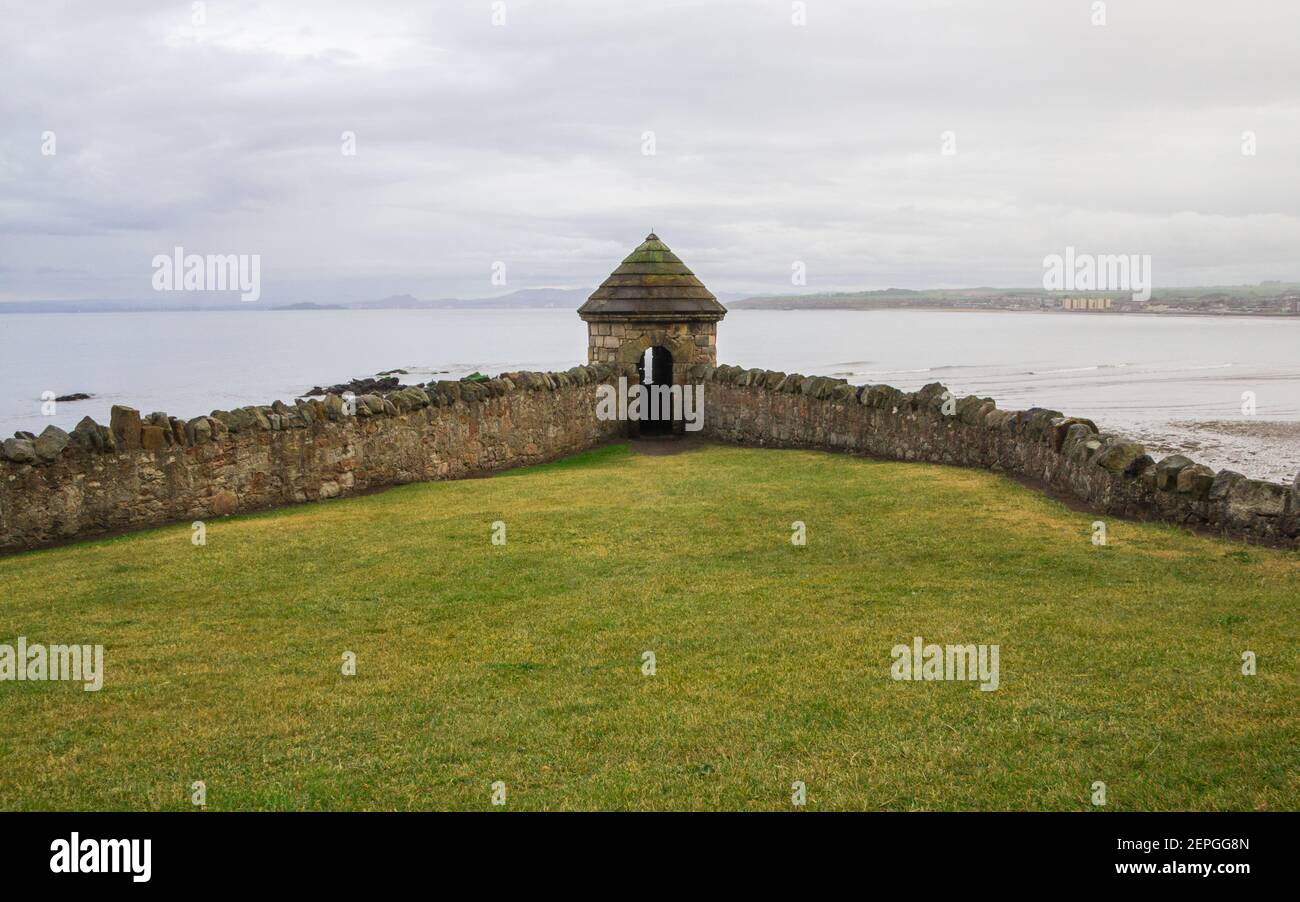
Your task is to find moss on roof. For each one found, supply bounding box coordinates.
[578,233,727,319]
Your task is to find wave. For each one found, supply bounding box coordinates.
[1023,363,1132,375]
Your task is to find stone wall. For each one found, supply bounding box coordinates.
[0,366,626,552]
[3,359,1297,552]
[701,365,1300,549]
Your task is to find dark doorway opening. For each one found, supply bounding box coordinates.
[637,346,675,435]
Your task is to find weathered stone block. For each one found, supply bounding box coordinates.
[211,410,239,431]
[1022,408,1065,441]
[1176,464,1215,496]
[916,382,948,405]
[140,425,167,450]
[1209,470,1245,502]
[250,407,272,430]
[1051,416,1097,452]
[169,417,188,446]
[187,416,213,444]
[71,417,105,451]
[1095,441,1150,476]
[1060,423,1093,458]
[1154,454,1195,491]
[1226,479,1288,519]
[956,396,989,425]
[111,405,142,450]
[1071,434,1109,464]
[985,409,1013,429]
[2,437,37,463]
[999,411,1025,432]
[33,426,71,461]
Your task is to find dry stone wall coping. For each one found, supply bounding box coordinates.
[0,364,627,552]
[1,364,625,464]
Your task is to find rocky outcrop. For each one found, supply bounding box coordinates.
[301,376,402,398]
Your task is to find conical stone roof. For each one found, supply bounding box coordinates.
[578,233,727,321]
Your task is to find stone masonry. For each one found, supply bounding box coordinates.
[2,362,1297,553]
[701,365,1300,549]
[2,230,1296,552]
[0,367,625,552]
[578,232,726,386]
[585,319,717,376]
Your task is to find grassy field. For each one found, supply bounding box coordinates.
[1,442,1297,811]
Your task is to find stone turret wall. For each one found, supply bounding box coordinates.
[701,365,1300,549]
[0,366,626,553]
[585,319,718,375]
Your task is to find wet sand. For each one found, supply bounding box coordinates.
[1129,420,1300,484]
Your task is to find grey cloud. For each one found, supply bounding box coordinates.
[1,0,1298,302]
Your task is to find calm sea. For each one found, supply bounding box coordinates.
[3,308,1297,481]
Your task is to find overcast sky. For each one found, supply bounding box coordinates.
[2,0,1299,303]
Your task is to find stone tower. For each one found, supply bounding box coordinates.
[578,232,726,387]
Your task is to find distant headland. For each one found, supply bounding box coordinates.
[2,281,1298,316]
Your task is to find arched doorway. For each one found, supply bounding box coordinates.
[637,345,675,435]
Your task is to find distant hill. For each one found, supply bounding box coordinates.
[0,288,592,314]
[3,283,1297,315]
[350,288,590,309]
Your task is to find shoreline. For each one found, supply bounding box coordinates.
[1131,420,1299,484]
[730,306,1300,319]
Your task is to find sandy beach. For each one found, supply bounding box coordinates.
[1134,420,1300,484]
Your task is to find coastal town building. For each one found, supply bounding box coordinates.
[1059,296,1113,311]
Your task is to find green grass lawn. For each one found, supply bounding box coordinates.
[1,442,1297,811]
